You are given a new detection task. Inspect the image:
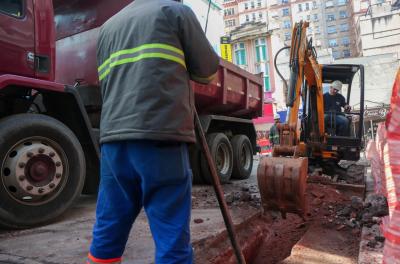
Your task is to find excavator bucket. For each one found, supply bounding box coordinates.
[257,157,308,218]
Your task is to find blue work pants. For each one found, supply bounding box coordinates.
[89,140,193,264]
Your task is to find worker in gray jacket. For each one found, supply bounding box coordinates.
[88,0,219,263]
[269,114,281,147]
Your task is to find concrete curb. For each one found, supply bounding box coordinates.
[357,162,384,264]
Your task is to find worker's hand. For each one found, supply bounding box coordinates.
[344,105,351,113]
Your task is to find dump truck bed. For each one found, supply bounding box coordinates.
[53,0,263,119]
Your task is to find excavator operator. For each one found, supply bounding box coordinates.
[323,80,351,136]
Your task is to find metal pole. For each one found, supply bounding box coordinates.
[370,120,375,139]
[204,0,212,35]
[194,109,247,264]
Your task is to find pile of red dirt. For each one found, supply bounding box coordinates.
[194,183,362,264]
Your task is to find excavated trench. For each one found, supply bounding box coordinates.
[193,183,362,264]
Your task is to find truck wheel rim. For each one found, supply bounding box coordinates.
[240,143,251,171]
[1,137,68,206]
[216,143,230,175]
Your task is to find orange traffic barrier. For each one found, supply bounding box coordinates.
[367,69,400,263]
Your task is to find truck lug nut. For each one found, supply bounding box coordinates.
[49,183,55,189]
[18,175,25,181]
[49,152,55,157]
[26,186,33,191]
[38,148,45,154]
[55,161,61,167]
[56,173,62,179]
[27,152,34,158]
[38,188,44,194]
[18,162,25,168]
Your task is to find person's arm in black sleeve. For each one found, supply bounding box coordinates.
[340,94,351,112]
[339,94,346,107]
[174,5,219,84]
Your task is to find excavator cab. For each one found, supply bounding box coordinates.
[306,64,365,161]
[258,21,365,218]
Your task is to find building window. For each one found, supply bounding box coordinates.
[257,0,262,7]
[343,49,351,57]
[312,1,317,9]
[285,32,291,40]
[283,20,291,29]
[307,15,310,20]
[328,39,338,47]
[339,10,348,18]
[282,0,289,3]
[313,14,318,21]
[251,1,255,8]
[338,0,347,5]
[298,4,303,11]
[0,0,23,18]
[245,3,248,10]
[307,27,313,35]
[225,19,236,27]
[234,43,247,65]
[246,15,249,22]
[259,12,263,19]
[252,13,256,20]
[326,14,336,21]
[264,64,271,92]
[376,0,384,3]
[342,37,350,46]
[361,1,369,9]
[325,1,334,8]
[340,23,349,32]
[282,8,289,16]
[332,50,341,59]
[327,25,337,34]
[224,8,235,16]
[305,3,310,10]
[315,26,320,34]
[255,38,267,62]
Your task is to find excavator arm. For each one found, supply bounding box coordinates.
[258,22,325,217]
[276,21,325,153]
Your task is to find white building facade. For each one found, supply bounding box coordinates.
[183,0,225,55]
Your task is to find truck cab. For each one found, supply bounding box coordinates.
[0,0,55,80]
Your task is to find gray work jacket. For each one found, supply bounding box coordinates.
[97,0,219,144]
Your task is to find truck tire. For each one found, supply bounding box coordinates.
[0,114,85,228]
[231,135,253,180]
[201,133,233,184]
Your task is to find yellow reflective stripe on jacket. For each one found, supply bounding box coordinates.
[99,53,186,80]
[98,43,186,81]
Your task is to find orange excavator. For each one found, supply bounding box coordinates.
[257,21,365,217]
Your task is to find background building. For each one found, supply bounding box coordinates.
[354,0,400,58]
[229,22,276,130]
[268,0,355,59]
[183,0,224,55]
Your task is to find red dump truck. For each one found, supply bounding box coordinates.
[0,0,263,228]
